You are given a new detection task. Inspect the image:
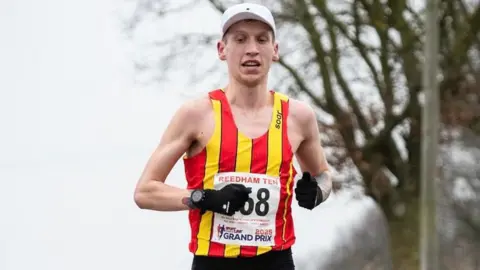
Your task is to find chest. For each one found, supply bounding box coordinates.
[230,107,273,139]
[192,106,303,157]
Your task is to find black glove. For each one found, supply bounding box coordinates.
[295,172,323,210]
[197,184,252,216]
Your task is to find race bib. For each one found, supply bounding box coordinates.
[210,172,281,247]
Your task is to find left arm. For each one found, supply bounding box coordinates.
[293,101,333,202]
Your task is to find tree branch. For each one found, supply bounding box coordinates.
[295,0,341,112]
[206,0,226,13]
[312,0,375,139]
[277,57,330,113]
[294,0,359,153]
[450,3,480,70]
[317,1,390,118]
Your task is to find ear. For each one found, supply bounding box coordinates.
[272,42,279,62]
[217,40,227,61]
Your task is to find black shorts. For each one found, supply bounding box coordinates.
[191,248,295,270]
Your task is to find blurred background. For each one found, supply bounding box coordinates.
[1,0,479,270]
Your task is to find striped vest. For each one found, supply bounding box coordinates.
[183,89,297,258]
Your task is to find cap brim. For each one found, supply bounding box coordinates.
[222,12,273,36]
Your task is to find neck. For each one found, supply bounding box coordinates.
[223,78,270,110]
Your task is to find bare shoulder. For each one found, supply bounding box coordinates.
[163,94,212,142]
[175,94,212,120]
[172,95,212,130]
[288,98,316,126]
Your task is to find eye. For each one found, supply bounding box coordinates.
[235,35,246,42]
[257,36,268,43]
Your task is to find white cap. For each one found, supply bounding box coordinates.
[221,3,276,37]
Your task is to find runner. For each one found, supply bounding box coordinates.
[134,3,332,270]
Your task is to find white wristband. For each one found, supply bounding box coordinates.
[314,172,332,202]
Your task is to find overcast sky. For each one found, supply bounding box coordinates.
[0,1,375,269]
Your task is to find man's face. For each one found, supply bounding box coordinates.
[217,20,279,87]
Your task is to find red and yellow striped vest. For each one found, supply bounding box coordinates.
[183,89,297,258]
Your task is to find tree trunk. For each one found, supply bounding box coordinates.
[385,194,420,270]
[362,160,420,269]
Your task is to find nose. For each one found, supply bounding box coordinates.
[245,39,259,56]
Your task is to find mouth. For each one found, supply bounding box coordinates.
[241,60,261,67]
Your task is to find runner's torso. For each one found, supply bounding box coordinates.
[183,89,297,258]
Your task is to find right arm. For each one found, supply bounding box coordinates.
[133,99,204,211]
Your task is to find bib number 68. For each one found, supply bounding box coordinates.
[239,188,270,217]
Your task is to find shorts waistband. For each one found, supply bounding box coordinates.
[193,247,292,263]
